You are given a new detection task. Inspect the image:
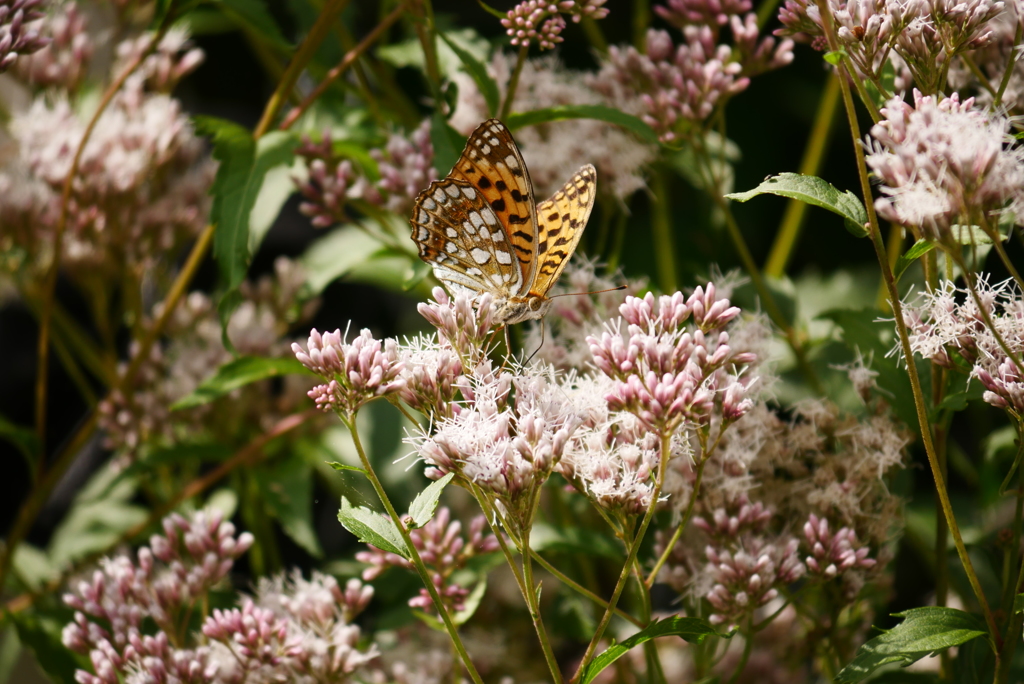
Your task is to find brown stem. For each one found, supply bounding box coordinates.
[279,5,404,131]
[254,0,351,138]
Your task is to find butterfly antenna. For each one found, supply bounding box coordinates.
[525,318,545,365]
[548,285,627,299]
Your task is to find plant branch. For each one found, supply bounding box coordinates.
[280,5,403,131]
[812,0,1001,654]
[341,413,485,684]
[254,0,351,138]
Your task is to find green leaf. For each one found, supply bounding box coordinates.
[835,607,990,683]
[47,466,148,567]
[299,225,387,295]
[439,32,499,117]
[0,414,40,477]
[328,461,368,474]
[431,112,466,177]
[256,457,323,557]
[12,612,82,684]
[824,49,846,65]
[408,472,455,528]
[171,356,311,410]
[1015,593,1024,614]
[403,259,434,291]
[949,224,993,245]
[339,496,408,558]
[506,105,660,144]
[210,0,291,51]
[726,172,868,237]
[249,155,299,252]
[894,239,936,282]
[197,119,296,346]
[453,573,487,625]
[863,58,897,109]
[582,617,724,684]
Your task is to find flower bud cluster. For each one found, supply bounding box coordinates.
[0,0,48,73]
[99,260,318,466]
[4,61,213,275]
[373,119,437,215]
[293,131,379,227]
[293,121,437,227]
[588,285,756,432]
[776,0,1005,92]
[903,278,1024,414]
[411,367,579,531]
[115,28,204,93]
[294,328,405,415]
[10,0,87,89]
[357,508,499,614]
[203,571,379,682]
[865,91,1024,241]
[501,0,609,50]
[595,14,792,142]
[62,510,253,684]
[803,514,877,579]
[417,287,500,363]
[705,537,805,627]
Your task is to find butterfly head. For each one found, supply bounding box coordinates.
[496,294,552,325]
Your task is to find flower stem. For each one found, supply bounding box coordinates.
[528,550,644,627]
[649,170,678,294]
[813,0,1001,655]
[570,430,672,684]
[994,22,1023,109]
[341,414,485,684]
[254,0,351,138]
[522,536,565,683]
[764,73,840,277]
[35,15,175,455]
[981,216,1024,293]
[500,45,529,120]
[725,617,756,684]
[279,5,404,131]
[646,455,707,587]
[712,191,824,395]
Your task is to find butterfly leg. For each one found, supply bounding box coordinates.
[525,318,545,365]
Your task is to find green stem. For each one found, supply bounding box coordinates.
[500,45,529,120]
[341,414,484,684]
[646,455,707,587]
[570,429,672,684]
[981,217,1024,292]
[725,618,756,684]
[254,0,350,138]
[994,23,1023,110]
[522,536,564,683]
[648,171,678,293]
[713,193,824,395]
[960,52,998,100]
[632,0,650,48]
[813,0,1001,654]
[954,254,1024,378]
[528,550,644,627]
[764,73,840,277]
[580,16,608,54]
[34,16,175,455]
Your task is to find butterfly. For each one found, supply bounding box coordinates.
[410,119,596,325]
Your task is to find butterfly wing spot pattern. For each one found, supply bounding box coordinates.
[410,119,597,326]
